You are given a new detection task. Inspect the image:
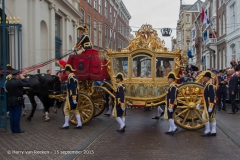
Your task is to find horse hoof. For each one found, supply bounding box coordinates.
[22,113,26,116]
[26,117,31,122]
[52,108,57,114]
[45,118,50,122]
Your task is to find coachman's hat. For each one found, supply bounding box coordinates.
[167,72,179,80]
[203,71,212,78]
[77,25,87,31]
[11,70,20,75]
[65,64,76,72]
[114,73,124,81]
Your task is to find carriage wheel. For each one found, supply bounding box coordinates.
[69,92,95,125]
[91,88,106,117]
[174,83,205,130]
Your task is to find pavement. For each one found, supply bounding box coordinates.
[0,105,240,160]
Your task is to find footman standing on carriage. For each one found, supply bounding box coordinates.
[5,70,30,133]
[113,73,126,133]
[200,71,217,136]
[72,25,92,54]
[60,64,82,129]
[164,72,178,135]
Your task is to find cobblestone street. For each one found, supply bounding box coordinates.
[0,106,240,160]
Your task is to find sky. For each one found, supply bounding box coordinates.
[122,0,203,50]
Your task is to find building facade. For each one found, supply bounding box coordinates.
[79,0,131,51]
[176,0,203,66]
[226,0,240,66]
[178,0,229,70]
[1,0,81,73]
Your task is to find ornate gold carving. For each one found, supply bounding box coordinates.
[108,24,168,53]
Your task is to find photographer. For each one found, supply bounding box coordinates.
[5,70,30,133]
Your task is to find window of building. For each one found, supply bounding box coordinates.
[114,11,116,20]
[186,42,190,50]
[191,29,196,40]
[222,13,226,35]
[88,0,91,5]
[178,32,182,41]
[105,24,108,47]
[113,31,116,50]
[223,48,226,68]
[219,0,221,8]
[219,50,222,69]
[87,14,91,37]
[98,0,102,14]
[105,0,108,18]
[110,7,112,23]
[99,22,102,48]
[94,0,97,10]
[81,8,85,25]
[219,16,222,36]
[186,14,190,23]
[94,20,98,46]
[230,3,235,32]
[232,45,236,60]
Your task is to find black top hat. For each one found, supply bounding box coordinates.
[167,72,179,80]
[11,70,20,75]
[203,71,212,78]
[65,64,76,72]
[115,73,124,81]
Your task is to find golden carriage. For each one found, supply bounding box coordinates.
[51,24,218,130]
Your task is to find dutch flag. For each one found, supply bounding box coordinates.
[201,7,210,25]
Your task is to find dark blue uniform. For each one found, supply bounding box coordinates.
[229,74,239,113]
[76,34,92,51]
[5,78,30,133]
[203,82,216,120]
[217,75,227,110]
[115,83,125,117]
[166,83,178,119]
[67,73,78,110]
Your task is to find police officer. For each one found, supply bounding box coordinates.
[60,64,82,129]
[5,70,30,133]
[164,72,178,135]
[113,73,126,133]
[200,71,217,136]
[72,25,92,53]
[217,70,227,111]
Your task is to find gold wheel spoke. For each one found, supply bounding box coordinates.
[182,110,190,124]
[81,111,90,118]
[192,118,194,127]
[82,109,92,112]
[177,106,188,109]
[175,108,188,118]
[181,90,189,103]
[194,109,203,122]
[177,99,188,105]
[193,90,200,102]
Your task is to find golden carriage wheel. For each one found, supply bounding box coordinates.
[92,88,106,117]
[174,82,205,130]
[69,92,95,125]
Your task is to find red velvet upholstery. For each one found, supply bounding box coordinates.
[60,49,109,82]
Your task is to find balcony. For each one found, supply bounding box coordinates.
[205,38,217,47]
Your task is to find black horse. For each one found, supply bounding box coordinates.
[24,73,62,121]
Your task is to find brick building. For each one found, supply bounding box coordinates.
[78,0,131,51]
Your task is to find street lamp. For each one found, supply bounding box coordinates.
[161,28,172,37]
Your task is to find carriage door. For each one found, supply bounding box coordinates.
[0,4,22,130]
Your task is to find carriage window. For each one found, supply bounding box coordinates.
[113,57,128,78]
[156,57,174,77]
[132,55,152,78]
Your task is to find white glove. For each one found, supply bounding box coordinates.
[208,108,213,112]
[196,104,200,109]
[72,47,76,51]
[73,100,77,104]
[168,108,173,112]
[122,108,125,111]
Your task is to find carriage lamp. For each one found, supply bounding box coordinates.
[161,28,172,37]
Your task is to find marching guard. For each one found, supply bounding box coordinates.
[200,71,217,136]
[113,73,126,133]
[164,72,178,135]
[60,64,82,129]
[72,25,93,53]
